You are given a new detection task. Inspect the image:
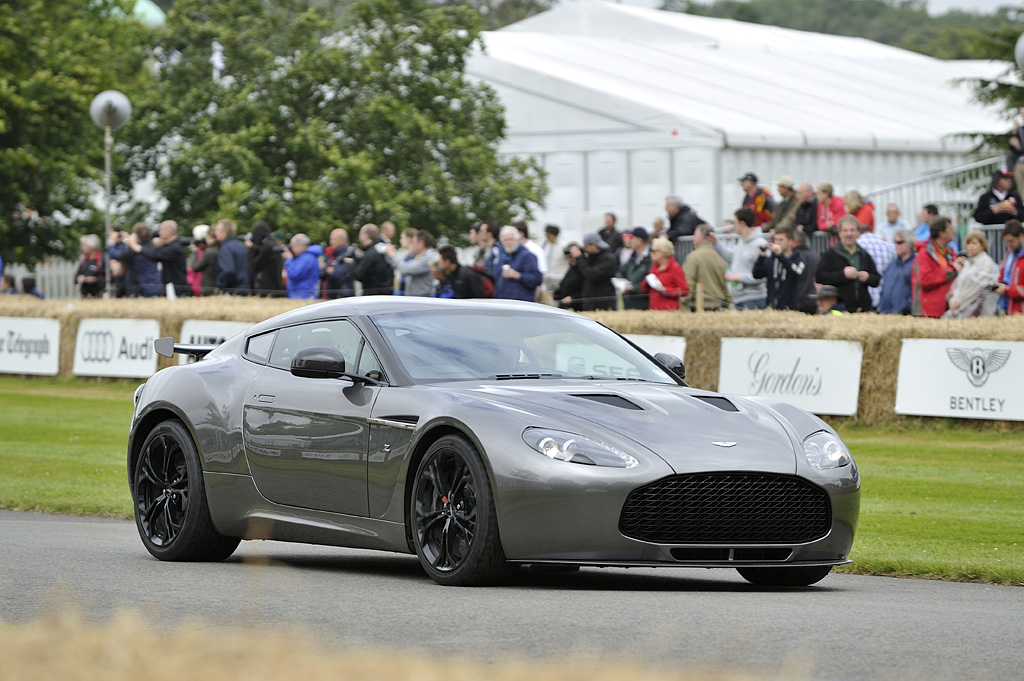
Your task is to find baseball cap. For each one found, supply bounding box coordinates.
[774,175,795,189]
[993,169,1014,182]
[582,232,609,249]
[738,172,758,184]
[630,226,650,240]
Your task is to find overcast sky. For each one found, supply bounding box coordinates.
[926,0,1020,15]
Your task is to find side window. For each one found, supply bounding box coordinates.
[357,343,382,380]
[244,331,276,364]
[268,320,365,372]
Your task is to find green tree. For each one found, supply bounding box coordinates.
[125,0,547,243]
[0,0,149,265]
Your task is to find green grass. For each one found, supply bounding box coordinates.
[0,376,138,518]
[1,377,1022,584]
[836,424,1024,585]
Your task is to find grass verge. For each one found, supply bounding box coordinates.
[0,377,1022,584]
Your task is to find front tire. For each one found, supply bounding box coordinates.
[410,434,510,586]
[133,420,239,562]
[737,565,833,587]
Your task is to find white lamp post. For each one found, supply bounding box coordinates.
[89,90,131,296]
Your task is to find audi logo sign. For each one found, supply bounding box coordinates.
[73,318,161,378]
[0,317,61,376]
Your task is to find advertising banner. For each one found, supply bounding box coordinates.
[178,319,252,365]
[0,317,61,375]
[718,338,862,416]
[625,334,686,361]
[73,318,160,378]
[895,339,1024,421]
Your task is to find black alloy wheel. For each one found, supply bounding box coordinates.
[133,420,239,562]
[411,434,510,586]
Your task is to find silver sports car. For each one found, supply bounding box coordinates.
[128,298,859,587]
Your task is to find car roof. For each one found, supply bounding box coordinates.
[245,296,582,336]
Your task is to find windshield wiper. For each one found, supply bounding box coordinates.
[491,372,565,380]
[564,374,651,382]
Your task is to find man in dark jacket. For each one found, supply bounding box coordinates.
[575,232,618,311]
[665,195,707,240]
[213,219,251,295]
[752,225,805,310]
[598,213,624,255]
[249,221,284,297]
[792,183,819,236]
[616,227,652,310]
[792,228,820,314]
[816,215,881,312]
[973,169,1024,225]
[436,245,484,299]
[323,228,356,298]
[353,223,394,295]
[138,220,191,297]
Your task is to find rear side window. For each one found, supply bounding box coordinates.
[268,320,364,371]
[244,331,276,364]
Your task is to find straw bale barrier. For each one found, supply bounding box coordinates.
[2,298,1023,426]
[0,608,798,681]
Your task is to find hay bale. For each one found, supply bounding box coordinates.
[4,297,1024,426]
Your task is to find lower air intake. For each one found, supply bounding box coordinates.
[619,473,831,544]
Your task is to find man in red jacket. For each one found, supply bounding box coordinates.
[996,219,1024,315]
[911,216,958,318]
[739,172,775,228]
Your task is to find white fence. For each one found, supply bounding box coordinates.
[6,260,79,300]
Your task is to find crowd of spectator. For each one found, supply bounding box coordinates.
[2,164,1022,319]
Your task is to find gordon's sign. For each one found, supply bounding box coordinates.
[0,317,60,376]
[73,318,160,378]
[717,338,863,416]
[895,339,1024,421]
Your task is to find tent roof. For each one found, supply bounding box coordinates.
[470,0,1007,152]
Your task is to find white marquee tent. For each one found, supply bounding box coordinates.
[467,0,1009,236]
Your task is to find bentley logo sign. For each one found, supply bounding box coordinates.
[946,348,1010,387]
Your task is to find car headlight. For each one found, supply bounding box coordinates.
[802,431,852,470]
[522,428,639,468]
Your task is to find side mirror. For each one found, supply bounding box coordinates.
[654,352,685,380]
[291,346,346,379]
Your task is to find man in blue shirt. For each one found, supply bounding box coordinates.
[282,233,323,299]
[493,225,541,302]
[914,204,938,243]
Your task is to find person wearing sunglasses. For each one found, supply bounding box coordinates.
[877,229,917,314]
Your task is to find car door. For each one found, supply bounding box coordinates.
[242,319,383,516]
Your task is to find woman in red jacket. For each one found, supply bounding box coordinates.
[817,183,847,232]
[642,238,689,310]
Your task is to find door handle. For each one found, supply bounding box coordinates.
[255,394,275,404]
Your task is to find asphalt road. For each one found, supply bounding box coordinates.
[2,510,1021,681]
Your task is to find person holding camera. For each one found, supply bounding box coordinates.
[553,243,584,310]
[752,225,805,311]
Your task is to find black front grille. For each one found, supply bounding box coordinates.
[619,473,831,544]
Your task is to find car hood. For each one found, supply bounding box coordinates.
[467,382,799,475]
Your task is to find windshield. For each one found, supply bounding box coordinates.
[369,309,677,384]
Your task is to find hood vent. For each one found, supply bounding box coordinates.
[692,395,739,412]
[572,394,643,410]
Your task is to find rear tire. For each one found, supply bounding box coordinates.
[737,565,832,587]
[410,434,510,586]
[133,420,239,561]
